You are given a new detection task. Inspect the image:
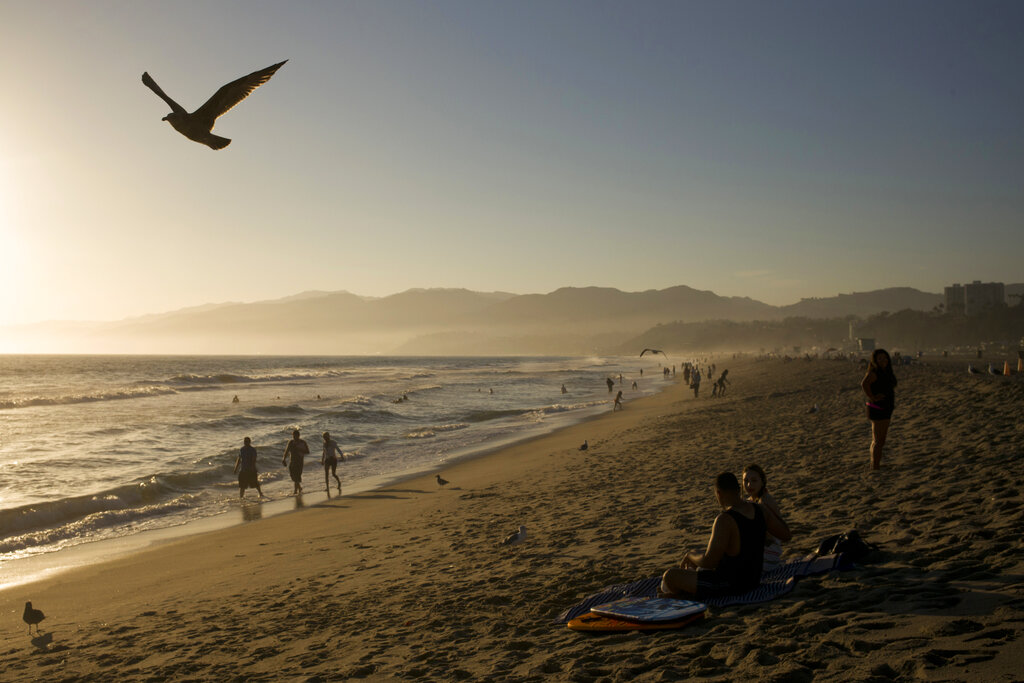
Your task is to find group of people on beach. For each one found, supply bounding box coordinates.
[660,347,897,599]
[232,429,346,499]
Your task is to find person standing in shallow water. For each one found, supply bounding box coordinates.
[234,436,264,499]
[282,429,310,494]
[321,431,344,493]
[861,348,897,470]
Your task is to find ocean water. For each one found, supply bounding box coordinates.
[0,355,671,571]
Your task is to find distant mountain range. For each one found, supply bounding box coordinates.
[4,284,1021,355]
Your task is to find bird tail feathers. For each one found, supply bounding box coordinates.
[206,135,231,150]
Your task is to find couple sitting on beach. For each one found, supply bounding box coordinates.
[660,465,790,600]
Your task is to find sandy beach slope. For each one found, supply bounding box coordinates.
[2,356,1022,681]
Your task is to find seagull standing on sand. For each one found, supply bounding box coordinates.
[579,440,588,451]
[141,60,287,149]
[988,363,1003,376]
[502,525,527,546]
[968,364,982,375]
[436,474,449,487]
[23,601,45,635]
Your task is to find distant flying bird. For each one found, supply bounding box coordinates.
[436,474,449,487]
[640,348,667,359]
[502,525,527,546]
[579,440,588,451]
[23,601,45,635]
[968,364,982,375]
[142,60,287,149]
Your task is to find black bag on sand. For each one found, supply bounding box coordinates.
[816,530,879,563]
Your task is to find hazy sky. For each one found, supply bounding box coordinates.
[3,1,1022,326]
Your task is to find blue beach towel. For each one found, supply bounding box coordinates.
[556,553,841,624]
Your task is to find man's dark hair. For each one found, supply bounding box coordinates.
[715,471,741,493]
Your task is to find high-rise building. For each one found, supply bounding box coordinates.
[945,281,1005,316]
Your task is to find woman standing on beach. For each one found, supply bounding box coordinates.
[742,464,783,568]
[861,348,897,470]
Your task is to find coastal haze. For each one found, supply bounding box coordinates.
[3,283,1022,355]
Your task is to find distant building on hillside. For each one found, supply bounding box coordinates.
[944,281,1005,316]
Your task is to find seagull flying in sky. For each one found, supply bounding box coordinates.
[502,525,527,546]
[142,60,287,149]
[23,601,45,635]
[640,348,667,359]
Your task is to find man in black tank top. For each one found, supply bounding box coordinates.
[659,472,791,599]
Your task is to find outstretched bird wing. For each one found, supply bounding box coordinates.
[192,60,287,129]
[640,348,666,358]
[141,72,187,115]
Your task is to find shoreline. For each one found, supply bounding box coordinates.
[3,356,1021,681]
[0,372,677,591]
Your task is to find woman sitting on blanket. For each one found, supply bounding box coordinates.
[743,464,784,569]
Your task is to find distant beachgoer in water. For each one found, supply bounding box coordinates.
[632,380,638,390]
[606,377,615,392]
[282,429,310,494]
[742,464,783,569]
[613,390,623,411]
[234,436,264,499]
[561,384,567,394]
[232,395,239,403]
[861,348,897,470]
[321,431,344,493]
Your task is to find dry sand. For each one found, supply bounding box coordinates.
[2,356,1022,681]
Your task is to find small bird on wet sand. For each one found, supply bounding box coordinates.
[807,403,820,414]
[502,525,527,546]
[436,474,449,486]
[968,364,982,374]
[23,601,45,634]
[142,60,287,149]
[579,440,588,451]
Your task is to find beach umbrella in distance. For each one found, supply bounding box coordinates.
[436,474,449,487]
[23,601,45,635]
[502,525,527,546]
[640,348,668,359]
[141,60,287,149]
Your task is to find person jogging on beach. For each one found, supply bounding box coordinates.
[321,431,344,493]
[613,390,624,411]
[282,429,310,495]
[233,436,264,499]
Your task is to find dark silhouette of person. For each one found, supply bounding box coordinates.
[861,348,897,470]
[234,436,264,499]
[321,431,344,493]
[282,429,310,494]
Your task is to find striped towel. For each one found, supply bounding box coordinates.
[556,553,840,624]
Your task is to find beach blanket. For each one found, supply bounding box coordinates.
[556,553,842,624]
